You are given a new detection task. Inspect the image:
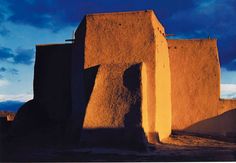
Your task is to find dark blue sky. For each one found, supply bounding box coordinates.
[0,0,236,100]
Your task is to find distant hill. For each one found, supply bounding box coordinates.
[0,101,25,112]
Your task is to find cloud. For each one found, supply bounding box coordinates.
[1,0,235,42]
[0,0,235,69]
[0,93,33,102]
[0,26,10,36]
[0,79,9,87]
[221,68,236,84]
[4,0,96,31]
[9,68,19,75]
[224,59,236,71]
[162,0,236,69]
[2,0,194,31]
[217,36,236,70]
[0,67,6,72]
[167,0,236,38]
[0,67,18,79]
[0,46,34,65]
[0,46,14,61]
[220,84,236,99]
[14,48,34,65]
[0,1,11,36]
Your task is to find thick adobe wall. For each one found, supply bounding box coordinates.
[80,63,147,148]
[83,64,142,128]
[79,11,156,68]
[168,39,220,130]
[189,98,236,137]
[152,15,172,141]
[67,19,86,143]
[75,10,172,143]
[34,44,72,122]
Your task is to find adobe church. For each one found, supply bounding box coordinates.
[9,10,236,148]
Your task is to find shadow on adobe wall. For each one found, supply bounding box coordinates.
[123,63,142,128]
[123,63,141,92]
[174,109,236,142]
[84,65,100,106]
[80,64,147,150]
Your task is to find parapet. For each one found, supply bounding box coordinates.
[75,10,166,68]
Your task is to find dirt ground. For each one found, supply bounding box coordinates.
[1,133,236,161]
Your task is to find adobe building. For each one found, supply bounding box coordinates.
[9,10,236,148]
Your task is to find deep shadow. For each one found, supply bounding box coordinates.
[9,100,48,137]
[3,100,70,147]
[80,128,146,150]
[63,17,87,145]
[123,64,142,128]
[123,64,147,148]
[31,43,74,147]
[123,63,141,92]
[0,29,87,159]
[84,65,100,106]
[180,109,236,142]
[34,44,72,122]
[72,65,99,146]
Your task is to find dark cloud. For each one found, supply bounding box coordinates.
[218,36,236,70]
[0,2,7,22]
[225,61,236,71]
[14,48,34,65]
[0,47,14,60]
[1,0,236,69]
[0,46,34,65]
[0,1,10,36]
[160,0,236,70]
[0,67,6,72]
[163,0,236,38]
[4,0,193,31]
[0,67,19,77]
[4,0,234,41]
[0,26,10,36]
[9,68,19,75]
[0,67,19,75]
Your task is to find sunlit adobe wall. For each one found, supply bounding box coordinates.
[151,13,172,141]
[168,39,220,130]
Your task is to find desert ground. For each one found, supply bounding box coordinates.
[1,132,236,162]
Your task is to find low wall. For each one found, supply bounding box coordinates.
[185,108,236,139]
[218,99,236,114]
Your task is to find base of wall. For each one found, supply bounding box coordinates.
[79,128,148,150]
